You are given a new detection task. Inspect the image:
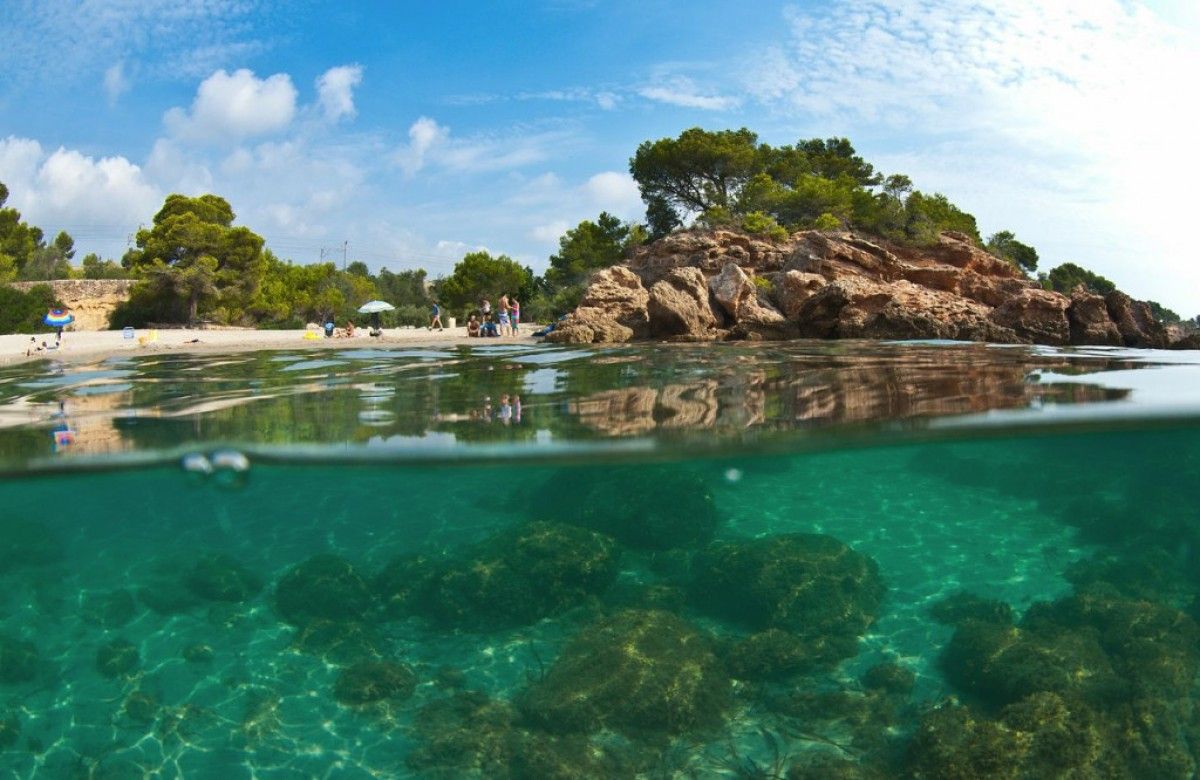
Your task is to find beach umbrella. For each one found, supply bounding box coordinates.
[356,300,395,314]
[356,300,394,332]
[44,309,74,328]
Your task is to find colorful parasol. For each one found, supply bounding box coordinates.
[44,309,75,328]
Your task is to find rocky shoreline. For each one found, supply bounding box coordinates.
[548,229,1195,349]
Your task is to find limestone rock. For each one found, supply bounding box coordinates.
[989,288,1071,345]
[776,270,827,319]
[545,266,648,345]
[646,267,719,338]
[1068,287,1122,346]
[1105,290,1168,348]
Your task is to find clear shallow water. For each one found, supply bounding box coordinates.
[0,342,1199,778]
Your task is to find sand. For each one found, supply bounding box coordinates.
[0,325,543,366]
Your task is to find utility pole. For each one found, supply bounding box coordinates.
[342,240,348,271]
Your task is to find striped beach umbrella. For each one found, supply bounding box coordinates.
[44,309,75,328]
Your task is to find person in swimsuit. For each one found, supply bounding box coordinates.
[509,296,520,334]
[497,306,511,337]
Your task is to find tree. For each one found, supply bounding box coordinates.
[1146,301,1180,324]
[986,230,1039,274]
[19,245,74,280]
[1043,263,1116,295]
[438,251,531,314]
[122,193,265,324]
[81,253,127,279]
[53,230,75,260]
[630,127,761,225]
[0,180,47,272]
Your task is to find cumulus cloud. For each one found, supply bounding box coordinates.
[745,0,1200,311]
[103,62,131,105]
[316,64,364,121]
[165,68,298,144]
[393,117,567,176]
[530,220,570,243]
[583,171,642,214]
[0,136,160,231]
[638,76,738,111]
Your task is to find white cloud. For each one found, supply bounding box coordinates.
[165,68,298,144]
[316,64,364,121]
[103,62,131,105]
[393,117,569,176]
[583,171,642,214]
[638,76,739,111]
[746,0,1200,312]
[531,220,570,243]
[0,136,160,233]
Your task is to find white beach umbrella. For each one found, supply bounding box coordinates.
[357,300,396,314]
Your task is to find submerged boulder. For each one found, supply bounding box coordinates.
[690,533,885,638]
[96,639,139,679]
[333,660,416,705]
[517,609,731,739]
[398,522,620,631]
[184,553,263,603]
[0,634,39,684]
[532,466,720,551]
[274,554,374,626]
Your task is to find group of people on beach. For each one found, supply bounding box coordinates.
[462,294,521,338]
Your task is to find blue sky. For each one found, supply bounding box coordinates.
[1,0,1197,313]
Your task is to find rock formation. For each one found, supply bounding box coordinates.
[9,279,135,331]
[548,230,1178,348]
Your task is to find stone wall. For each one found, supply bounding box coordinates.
[9,279,136,331]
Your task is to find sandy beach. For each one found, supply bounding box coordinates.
[1,326,544,366]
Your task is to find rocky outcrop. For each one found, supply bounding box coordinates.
[548,229,1182,349]
[9,279,135,331]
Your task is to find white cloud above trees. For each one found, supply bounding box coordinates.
[164,69,298,144]
[316,65,364,122]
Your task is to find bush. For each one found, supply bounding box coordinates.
[813,212,842,231]
[752,275,774,293]
[0,284,60,334]
[740,210,789,241]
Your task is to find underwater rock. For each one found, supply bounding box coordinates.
[0,712,19,748]
[138,579,203,615]
[333,660,416,705]
[96,639,139,678]
[1064,550,1194,605]
[534,466,721,550]
[940,619,1117,706]
[81,589,136,629]
[373,554,440,620]
[787,754,886,779]
[0,634,39,684]
[122,690,160,725]
[416,522,620,631]
[690,533,885,639]
[184,553,263,603]
[725,629,858,681]
[291,619,386,664]
[518,609,731,739]
[408,691,622,778]
[928,591,1014,627]
[861,662,916,696]
[182,643,214,664]
[0,519,63,573]
[274,554,375,626]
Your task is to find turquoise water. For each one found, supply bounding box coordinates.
[1,342,1199,777]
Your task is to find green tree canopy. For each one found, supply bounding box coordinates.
[0,180,51,275]
[438,251,531,314]
[121,193,266,324]
[1042,262,1116,295]
[1146,301,1180,324]
[986,230,1039,274]
[81,253,127,279]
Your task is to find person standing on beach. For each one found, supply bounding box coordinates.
[429,301,444,330]
[480,298,491,318]
[509,296,520,334]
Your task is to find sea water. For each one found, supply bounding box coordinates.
[0,342,1198,778]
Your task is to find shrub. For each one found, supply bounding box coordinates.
[813,212,842,231]
[0,284,60,334]
[740,210,789,241]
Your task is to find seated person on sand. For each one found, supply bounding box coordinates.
[481,317,499,337]
[346,321,356,337]
[467,314,481,337]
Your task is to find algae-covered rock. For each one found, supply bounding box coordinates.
[417,522,619,631]
[690,533,885,638]
[941,619,1117,706]
[518,609,731,739]
[333,660,416,705]
[122,691,160,725]
[534,466,721,550]
[292,619,386,664]
[407,691,620,779]
[725,628,858,681]
[185,553,263,603]
[861,662,916,696]
[373,554,440,620]
[96,639,139,678]
[138,579,203,615]
[81,589,136,629]
[274,554,374,626]
[929,591,1014,627]
[182,644,214,664]
[0,634,39,684]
